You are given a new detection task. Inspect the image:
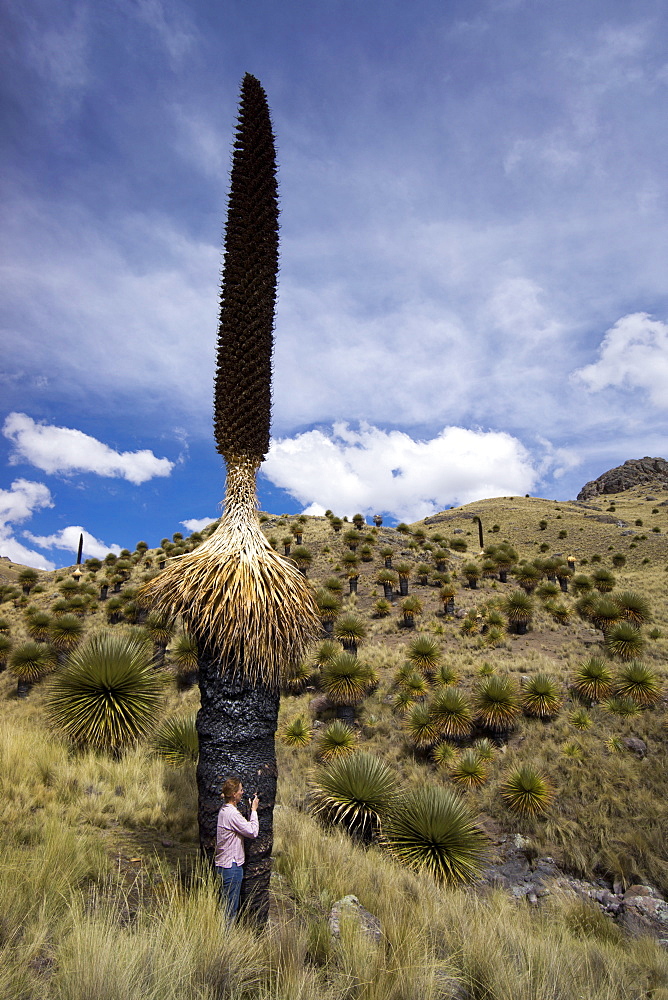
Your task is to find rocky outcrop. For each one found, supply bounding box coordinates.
[482,833,668,945]
[577,457,668,500]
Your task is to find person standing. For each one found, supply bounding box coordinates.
[215,778,259,918]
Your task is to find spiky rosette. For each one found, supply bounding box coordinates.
[140,459,320,687]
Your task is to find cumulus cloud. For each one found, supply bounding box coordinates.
[4,412,174,484]
[0,478,55,570]
[262,422,538,522]
[180,516,217,533]
[571,313,668,408]
[23,525,121,561]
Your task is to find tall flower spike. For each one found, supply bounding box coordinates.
[141,75,319,686]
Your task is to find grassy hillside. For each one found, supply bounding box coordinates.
[1,486,667,998]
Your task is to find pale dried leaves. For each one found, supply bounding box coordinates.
[140,459,319,686]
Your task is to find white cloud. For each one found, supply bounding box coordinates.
[262,422,538,522]
[0,478,55,570]
[571,313,668,408]
[180,516,217,533]
[0,477,53,525]
[4,412,174,484]
[133,0,196,66]
[23,525,121,561]
[0,203,218,431]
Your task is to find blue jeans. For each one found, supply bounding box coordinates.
[218,862,243,919]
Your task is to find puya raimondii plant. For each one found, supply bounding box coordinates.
[141,74,319,924]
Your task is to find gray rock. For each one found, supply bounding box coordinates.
[623,884,655,898]
[329,895,382,943]
[622,737,647,758]
[309,693,334,715]
[577,457,668,500]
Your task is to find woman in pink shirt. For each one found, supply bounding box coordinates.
[215,778,259,918]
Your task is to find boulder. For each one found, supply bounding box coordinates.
[622,737,647,759]
[329,895,382,943]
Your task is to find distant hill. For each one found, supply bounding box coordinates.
[577,456,668,501]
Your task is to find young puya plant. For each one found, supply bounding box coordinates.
[141,75,319,923]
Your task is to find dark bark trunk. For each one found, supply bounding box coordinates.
[402,613,415,628]
[384,556,392,569]
[349,577,358,594]
[113,581,121,593]
[445,598,455,615]
[435,560,446,572]
[341,639,358,656]
[322,618,333,636]
[196,647,279,926]
[382,582,393,600]
[515,621,528,635]
[335,703,355,724]
[399,578,408,597]
[283,544,291,556]
[99,584,108,600]
[17,679,32,698]
[469,579,478,589]
[294,533,303,545]
[558,577,569,593]
[499,570,508,583]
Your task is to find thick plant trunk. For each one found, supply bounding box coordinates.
[382,582,393,600]
[196,647,279,925]
[499,570,508,583]
[335,703,355,724]
[384,556,392,569]
[349,577,358,594]
[399,578,408,597]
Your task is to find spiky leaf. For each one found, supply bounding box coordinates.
[47,632,164,751]
[152,715,198,766]
[309,752,397,837]
[383,785,488,883]
[501,765,552,816]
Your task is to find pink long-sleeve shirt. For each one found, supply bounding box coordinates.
[214,803,259,867]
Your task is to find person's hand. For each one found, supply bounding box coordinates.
[251,793,259,812]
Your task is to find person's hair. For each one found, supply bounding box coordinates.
[222,777,242,803]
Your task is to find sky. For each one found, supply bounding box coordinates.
[1,0,667,569]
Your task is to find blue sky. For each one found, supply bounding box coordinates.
[1,0,667,568]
